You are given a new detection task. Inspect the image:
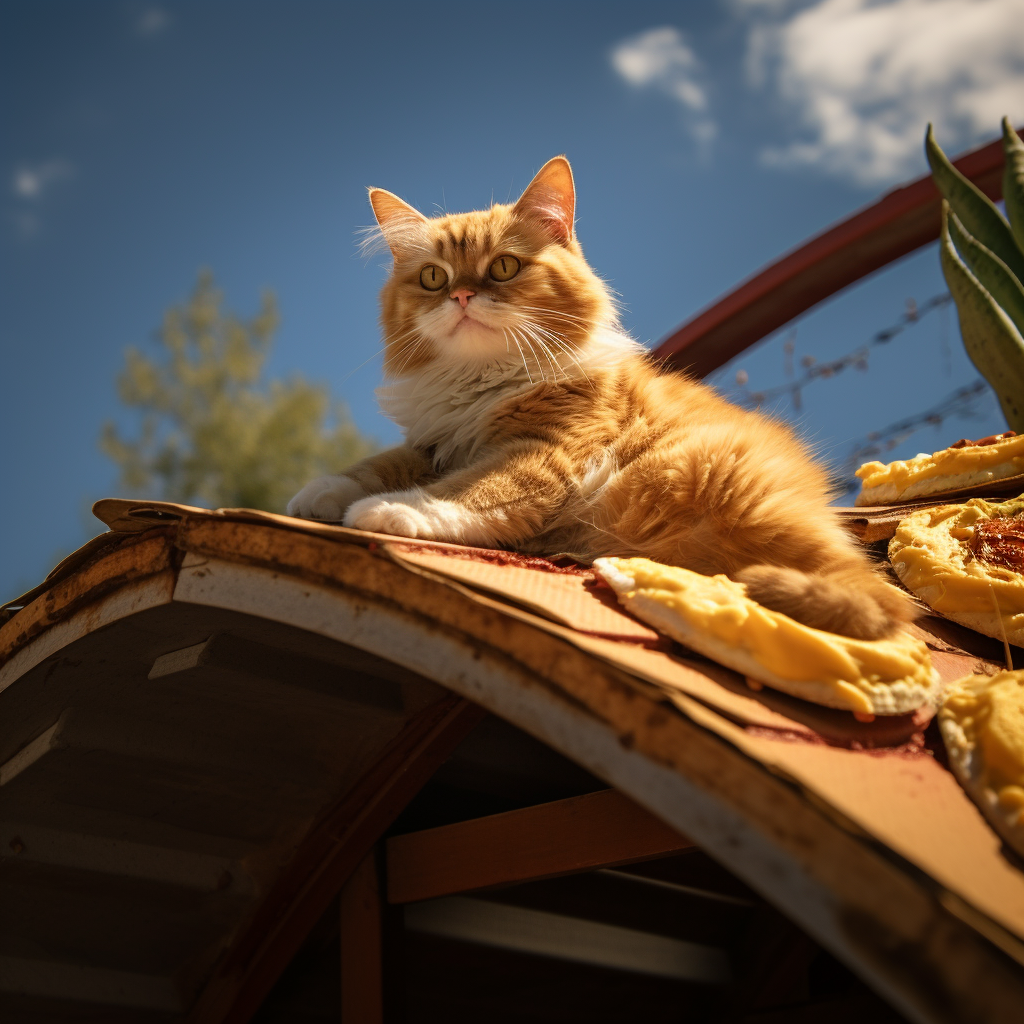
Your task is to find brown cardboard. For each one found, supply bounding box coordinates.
[385,544,663,645]
[724,722,1024,947]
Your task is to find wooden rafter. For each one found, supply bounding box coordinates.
[386,788,695,905]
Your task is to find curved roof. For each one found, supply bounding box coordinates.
[3,501,1024,1022]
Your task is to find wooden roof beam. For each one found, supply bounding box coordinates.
[386,787,694,905]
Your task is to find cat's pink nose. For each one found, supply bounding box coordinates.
[450,288,475,309]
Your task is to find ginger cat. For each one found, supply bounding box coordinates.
[288,157,913,640]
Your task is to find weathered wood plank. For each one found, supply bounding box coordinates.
[0,532,177,672]
[387,789,694,905]
[404,895,730,983]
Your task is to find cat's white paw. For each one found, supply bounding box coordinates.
[346,496,433,538]
[344,489,501,545]
[286,475,367,520]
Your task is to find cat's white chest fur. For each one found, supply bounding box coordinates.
[377,327,642,469]
[378,358,536,469]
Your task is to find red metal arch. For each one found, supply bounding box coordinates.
[654,130,1019,379]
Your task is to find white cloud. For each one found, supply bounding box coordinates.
[743,0,1024,186]
[11,159,74,201]
[611,27,717,149]
[135,6,170,37]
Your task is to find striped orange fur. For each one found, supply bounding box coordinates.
[288,157,914,639]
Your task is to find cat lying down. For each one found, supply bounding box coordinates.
[288,157,913,641]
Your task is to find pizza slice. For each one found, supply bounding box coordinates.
[594,557,938,716]
[888,496,1024,647]
[940,670,1024,858]
[855,431,1023,506]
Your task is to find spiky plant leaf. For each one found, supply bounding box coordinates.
[927,124,1024,284]
[1003,117,1024,252]
[947,209,1024,338]
[940,205,1024,432]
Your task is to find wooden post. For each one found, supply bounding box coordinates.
[340,851,383,1023]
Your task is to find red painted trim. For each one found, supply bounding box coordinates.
[653,130,1019,379]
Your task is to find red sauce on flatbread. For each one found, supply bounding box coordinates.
[949,430,1016,449]
[971,514,1024,571]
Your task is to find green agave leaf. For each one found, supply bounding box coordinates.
[947,208,1024,337]
[940,205,1024,432]
[927,124,1024,285]
[1003,117,1024,252]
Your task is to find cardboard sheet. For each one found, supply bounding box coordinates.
[385,543,663,646]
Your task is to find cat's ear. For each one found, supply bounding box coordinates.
[512,156,575,245]
[368,188,428,258]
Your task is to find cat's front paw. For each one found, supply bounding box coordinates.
[344,489,497,545]
[345,495,434,538]
[287,475,367,520]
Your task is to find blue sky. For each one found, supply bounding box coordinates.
[3,0,1023,599]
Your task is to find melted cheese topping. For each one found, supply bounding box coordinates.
[942,671,1024,819]
[855,433,1024,501]
[888,498,1024,629]
[595,557,933,713]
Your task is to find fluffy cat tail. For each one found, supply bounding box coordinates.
[733,562,916,641]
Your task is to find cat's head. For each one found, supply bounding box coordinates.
[366,157,615,377]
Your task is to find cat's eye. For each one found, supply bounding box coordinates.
[419,264,448,291]
[489,255,521,282]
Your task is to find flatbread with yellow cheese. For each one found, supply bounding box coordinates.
[855,431,1024,506]
[940,670,1024,857]
[593,557,938,716]
[888,497,1024,647]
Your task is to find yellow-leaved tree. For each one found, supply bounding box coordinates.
[101,271,375,512]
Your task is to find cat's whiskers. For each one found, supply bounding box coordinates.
[511,324,553,383]
[519,323,564,383]
[339,348,384,384]
[382,325,422,353]
[516,305,598,340]
[504,327,535,385]
[386,328,434,378]
[517,326,565,381]
[386,334,427,378]
[516,306,599,370]
[514,323,559,382]
[521,324,568,382]
[523,317,576,357]
[519,317,591,385]
[517,304,592,326]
